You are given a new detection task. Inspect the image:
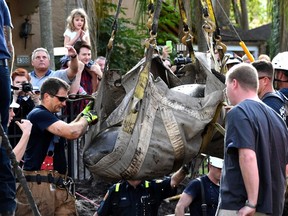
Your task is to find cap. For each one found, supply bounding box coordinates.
[209,156,223,169]
[10,101,20,108]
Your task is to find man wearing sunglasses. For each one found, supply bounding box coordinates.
[16,77,98,216]
[252,60,287,125]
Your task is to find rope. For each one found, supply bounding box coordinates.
[214,0,254,62]
[75,191,99,207]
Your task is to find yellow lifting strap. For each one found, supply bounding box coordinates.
[122,0,160,134]
[200,102,225,153]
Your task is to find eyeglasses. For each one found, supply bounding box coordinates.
[52,95,68,102]
[258,76,271,80]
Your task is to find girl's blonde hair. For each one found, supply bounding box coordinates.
[66,8,89,31]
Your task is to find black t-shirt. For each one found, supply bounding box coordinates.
[23,105,67,174]
[219,99,288,215]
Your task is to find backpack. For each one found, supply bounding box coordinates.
[262,91,288,126]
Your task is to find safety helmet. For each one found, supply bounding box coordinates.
[272,52,288,71]
[226,53,242,65]
[208,156,223,169]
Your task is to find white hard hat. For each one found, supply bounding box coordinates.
[272,52,288,71]
[226,53,242,65]
[209,156,223,169]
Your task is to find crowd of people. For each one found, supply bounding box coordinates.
[1,2,288,216]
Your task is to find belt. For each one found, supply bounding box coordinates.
[24,173,64,186]
[0,59,8,66]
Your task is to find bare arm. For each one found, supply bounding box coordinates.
[170,166,188,188]
[46,117,88,140]
[238,148,258,215]
[65,46,79,80]
[87,64,103,93]
[13,120,32,162]
[69,61,84,94]
[175,193,192,216]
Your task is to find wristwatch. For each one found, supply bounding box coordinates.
[70,54,77,59]
[245,200,256,209]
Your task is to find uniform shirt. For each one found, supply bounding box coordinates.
[262,90,286,124]
[29,69,74,89]
[184,175,219,216]
[219,99,288,215]
[97,178,177,216]
[23,105,67,174]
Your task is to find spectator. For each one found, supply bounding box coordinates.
[216,63,288,216]
[242,54,251,63]
[16,77,98,215]
[64,8,90,46]
[225,53,242,71]
[0,1,16,215]
[175,156,223,216]
[252,60,286,124]
[95,56,106,73]
[93,166,189,216]
[8,68,39,147]
[8,100,32,162]
[29,46,79,92]
[258,54,270,62]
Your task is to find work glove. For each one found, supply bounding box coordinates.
[81,101,94,115]
[81,110,98,125]
[81,101,97,125]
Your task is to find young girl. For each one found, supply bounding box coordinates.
[64,8,90,46]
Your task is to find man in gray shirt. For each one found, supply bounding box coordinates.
[29,46,79,93]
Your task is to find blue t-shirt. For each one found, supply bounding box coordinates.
[23,105,67,174]
[184,175,219,216]
[219,99,288,215]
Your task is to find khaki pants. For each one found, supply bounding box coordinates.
[15,170,77,216]
[216,209,268,216]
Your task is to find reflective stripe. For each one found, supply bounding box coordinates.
[145,181,149,188]
[115,183,120,192]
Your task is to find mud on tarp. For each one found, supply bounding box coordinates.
[83,52,225,180]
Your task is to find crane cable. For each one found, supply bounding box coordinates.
[215,0,255,62]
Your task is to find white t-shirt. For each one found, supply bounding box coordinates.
[63,29,89,42]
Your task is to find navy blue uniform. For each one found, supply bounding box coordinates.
[97,179,177,216]
[184,175,219,216]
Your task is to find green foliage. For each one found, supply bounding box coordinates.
[229,0,270,28]
[97,4,147,74]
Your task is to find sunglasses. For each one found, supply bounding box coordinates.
[53,95,68,102]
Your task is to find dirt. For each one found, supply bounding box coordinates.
[75,177,190,216]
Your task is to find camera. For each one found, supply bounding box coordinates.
[22,82,33,93]
[174,53,191,65]
[85,60,94,69]
[174,53,192,76]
